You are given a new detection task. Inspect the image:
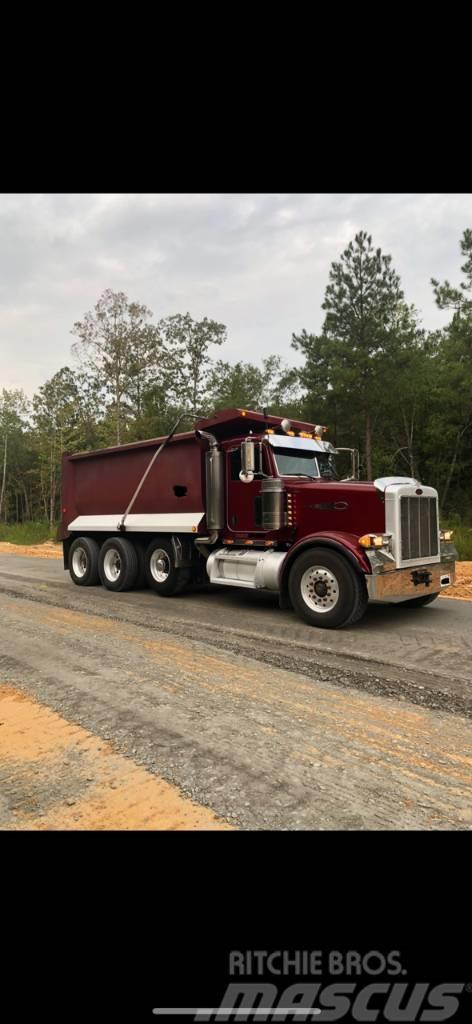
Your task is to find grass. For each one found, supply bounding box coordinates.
[0,521,60,545]
[444,524,472,561]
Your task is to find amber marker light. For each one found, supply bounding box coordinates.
[359,534,391,548]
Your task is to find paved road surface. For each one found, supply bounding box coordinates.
[1,554,471,829]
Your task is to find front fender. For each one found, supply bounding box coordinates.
[278,532,370,609]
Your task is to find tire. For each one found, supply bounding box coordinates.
[144,538,191,596]
[133,541,148,590]
[398,592,440,608]
[98,537,139,592]
[288,548,368,629]
[69,536,100,587]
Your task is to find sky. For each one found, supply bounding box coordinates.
[1,193,471,397]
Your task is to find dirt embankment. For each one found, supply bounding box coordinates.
[0,543,471,601]
[440,562,472,601]
[0,684,231,830]
[0,541,62,559]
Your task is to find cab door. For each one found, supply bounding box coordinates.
[226,446,270,534]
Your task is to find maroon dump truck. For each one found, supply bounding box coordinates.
[61,408,457,629]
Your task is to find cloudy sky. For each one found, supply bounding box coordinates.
[1,193,471,396]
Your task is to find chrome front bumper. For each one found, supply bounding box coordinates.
[365,543,457,603]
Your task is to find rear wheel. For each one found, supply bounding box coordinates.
[69,536,100,587]
[288,548,368,629]
[145,539,191,596]
[98,537,139,592]
[133,541,148,590]
[398,592,440,608]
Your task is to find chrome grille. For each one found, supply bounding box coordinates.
[400,496,438,561]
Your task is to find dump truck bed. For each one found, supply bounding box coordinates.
[60,432,205,540]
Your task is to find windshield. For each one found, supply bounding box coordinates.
[273,447,337,480]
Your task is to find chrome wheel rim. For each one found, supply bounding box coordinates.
[103,548,122,582]
[72,546,88,579]
[150,548,171,584]
[300,565,339,613]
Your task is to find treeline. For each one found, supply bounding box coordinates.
[1,229,471,528]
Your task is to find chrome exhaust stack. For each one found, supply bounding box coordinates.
[196,430,224,532]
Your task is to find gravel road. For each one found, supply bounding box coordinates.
[1,553,471,829]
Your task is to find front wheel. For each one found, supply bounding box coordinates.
[288,548,368,629]
[144,539,191,596]
[398,592,440,608]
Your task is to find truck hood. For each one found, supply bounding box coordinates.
[284,479,386,538]
[284,479,379,496]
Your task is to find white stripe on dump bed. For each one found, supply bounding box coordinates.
[67,513,204,533]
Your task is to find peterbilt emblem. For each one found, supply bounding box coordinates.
[309,501,348,511]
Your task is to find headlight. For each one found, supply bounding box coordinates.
[439,529,454,542]
[359,533,391,549]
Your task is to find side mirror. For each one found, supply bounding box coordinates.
[239,439,255,483]
[336,447,359,481]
